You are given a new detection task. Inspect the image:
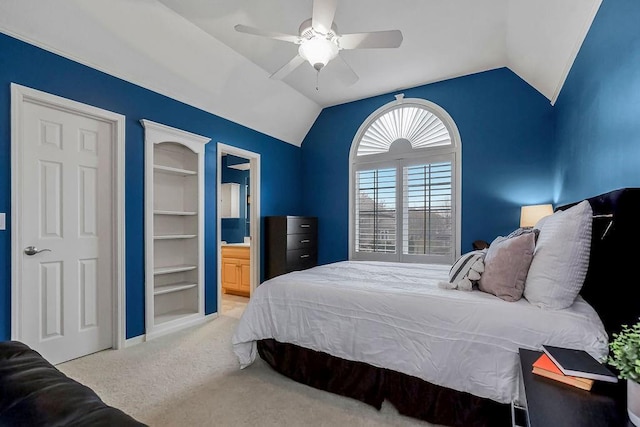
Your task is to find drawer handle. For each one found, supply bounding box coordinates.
[300,224,310,228]
[300,254,310,259]
[300,239,310,243]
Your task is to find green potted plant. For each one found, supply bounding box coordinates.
[609,319,640,426]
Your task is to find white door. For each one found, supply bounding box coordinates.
[17,100,113,364]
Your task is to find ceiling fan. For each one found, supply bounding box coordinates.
[234,0,403,86]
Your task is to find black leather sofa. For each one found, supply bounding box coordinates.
[0,341,146,426]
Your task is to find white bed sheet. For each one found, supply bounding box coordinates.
[232,261,609,404]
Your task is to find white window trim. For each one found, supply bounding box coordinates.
[348,96,462,263]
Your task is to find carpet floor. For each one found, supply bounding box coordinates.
[58,314,438,427]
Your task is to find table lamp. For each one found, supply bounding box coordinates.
[520,204,554,228]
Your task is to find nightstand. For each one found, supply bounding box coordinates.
[517,348,632,426]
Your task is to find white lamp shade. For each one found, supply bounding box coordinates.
[298,37,339,70]
[520,204,554,227]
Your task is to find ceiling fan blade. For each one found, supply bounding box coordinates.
[334,54,359,86]
[338,30,403,49]
[234,24,300,44]
[270,55,306,80]
[312,0,338,34]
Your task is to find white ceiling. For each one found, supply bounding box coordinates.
[0,0,601,146]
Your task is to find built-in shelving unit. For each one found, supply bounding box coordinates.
[142,119,210,340]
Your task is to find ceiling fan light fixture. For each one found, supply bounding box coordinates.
[298,36,339,71]
[234,0,401,85]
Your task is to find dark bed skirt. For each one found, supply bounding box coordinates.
[257,339,510,427]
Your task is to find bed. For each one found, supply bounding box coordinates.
[232,188,640,426]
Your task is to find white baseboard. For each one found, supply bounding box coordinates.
[124,334,146,348]
[123,313,217,347]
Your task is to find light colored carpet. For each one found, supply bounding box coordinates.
[58,314,439,427]
[220,294,249,319]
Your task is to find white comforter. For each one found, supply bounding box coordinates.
[232,261,609,403]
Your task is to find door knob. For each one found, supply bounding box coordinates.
[24,246,52,256]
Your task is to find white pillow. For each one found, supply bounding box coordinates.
[523,200,592,309]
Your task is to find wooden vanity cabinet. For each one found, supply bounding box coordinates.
[221,246,250,296]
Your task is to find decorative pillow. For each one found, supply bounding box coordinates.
[523,200,593,309]
[439,250,486,291]
[478,232,536,301]
[505,227,540,241]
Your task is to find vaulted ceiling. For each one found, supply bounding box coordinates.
[0,0,601,146]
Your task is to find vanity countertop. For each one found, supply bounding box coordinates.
[222,242,250,247]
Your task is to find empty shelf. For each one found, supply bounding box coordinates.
[154,234,197,240]
[154,210,197,216]
[154,309,199,325]
[154,282,198,296]
[153,164,197,176]
[154,265,197,275]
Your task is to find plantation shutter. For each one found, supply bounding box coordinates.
[402,161,453,257]
[354,168,397,254]
[350,99,459,264]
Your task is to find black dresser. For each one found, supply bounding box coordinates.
[265,216,317,280]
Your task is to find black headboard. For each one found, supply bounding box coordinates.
[557,188,640,336]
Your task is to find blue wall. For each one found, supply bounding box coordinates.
[0,33,302,340]
[221,155,250,244]
[554,0,640,205]
[301,68,555,265]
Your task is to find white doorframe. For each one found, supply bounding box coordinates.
[216,143,261,313]
[10,83,127,350]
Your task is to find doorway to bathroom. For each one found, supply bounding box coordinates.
[217,143,260,318]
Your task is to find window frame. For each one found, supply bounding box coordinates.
[349,96,462,264]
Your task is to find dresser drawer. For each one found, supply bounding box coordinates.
[286,217,317,235]
[286,248,317,271]
[286,233,316,250]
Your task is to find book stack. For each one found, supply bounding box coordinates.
[531,345,618,391]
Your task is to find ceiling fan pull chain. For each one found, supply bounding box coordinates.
[316,70,320,91]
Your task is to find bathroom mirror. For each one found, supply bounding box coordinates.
[221,154,251,244]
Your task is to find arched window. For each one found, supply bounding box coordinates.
[349,95,461,264]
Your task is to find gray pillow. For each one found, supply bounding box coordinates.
[505,227,540,241]
[478,232,536,301]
